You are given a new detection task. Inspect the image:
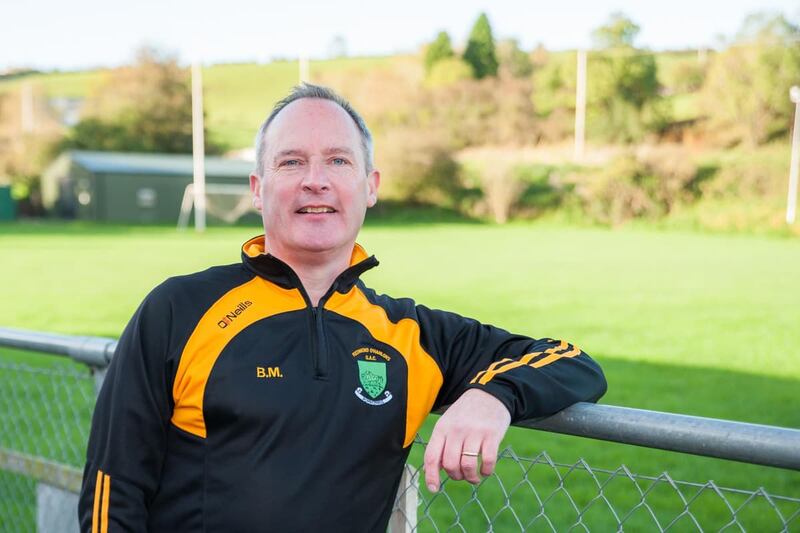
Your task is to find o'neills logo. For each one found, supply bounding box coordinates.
[217,301,253,329]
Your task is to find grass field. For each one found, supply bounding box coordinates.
[1,220,799,529]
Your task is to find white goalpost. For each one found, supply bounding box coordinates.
[177,183,255,229]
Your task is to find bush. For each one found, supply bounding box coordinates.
[635,145,699,212]
[701,161,783,199]
[478,163,527,224]
[536,107,574,144]
[532,53,576,118]
[422,77,538,148]
[459,149,533,223]
[577,154,654,225]
[374,127,464,206]
[661,57,706,94]
[575,146,699,225]
[701,13,800,146]
[497,39,533,79]
[426,58,474,87]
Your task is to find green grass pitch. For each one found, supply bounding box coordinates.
[0,220,798,529]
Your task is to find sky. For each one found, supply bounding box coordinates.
[2,0,799,71]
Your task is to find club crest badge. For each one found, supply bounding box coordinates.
[353,348,393,406]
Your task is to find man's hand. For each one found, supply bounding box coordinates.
[423,388,511,493]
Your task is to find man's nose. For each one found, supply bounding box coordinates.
[301,159,331,192]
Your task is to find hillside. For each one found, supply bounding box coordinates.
[0,51,706,150]
[0,55,406,150]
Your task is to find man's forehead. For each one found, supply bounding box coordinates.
[266,98,360,144]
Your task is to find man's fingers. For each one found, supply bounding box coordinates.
[460,437,483,484]
[423,432,445,492]
[479,438,500,477]
[441,433,465,481]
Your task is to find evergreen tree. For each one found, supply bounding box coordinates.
[463,13,498,79]
[424,31,455,74]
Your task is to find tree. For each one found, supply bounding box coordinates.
[463,13,498,79]
[702,12,800,145]
[0,85,63,209]
[587,50,666,142]
[736,11,799,43]
[497,39,533,79]
[61,47,223,154]
[425,31,455,74]
[585,14,666,142]
[592,12,641,49]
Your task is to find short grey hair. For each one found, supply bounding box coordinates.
[253,83,374,176]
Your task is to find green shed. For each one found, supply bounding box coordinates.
[41,151,257,224]
[0,186,15,221]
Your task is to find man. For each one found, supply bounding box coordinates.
[79,83,606,532]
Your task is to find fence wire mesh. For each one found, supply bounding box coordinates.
[1,347,799,532]
[0,354,94,532]
[394,438,800,532]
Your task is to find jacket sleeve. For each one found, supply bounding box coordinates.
[416,305,607,422]
[78,284,175,532]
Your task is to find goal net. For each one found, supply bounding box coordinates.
[177,183,256,229]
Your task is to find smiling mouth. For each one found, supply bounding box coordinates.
[296,206,337,214]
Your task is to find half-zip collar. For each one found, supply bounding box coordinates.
[241,234,379,379]
[241,234,379,297]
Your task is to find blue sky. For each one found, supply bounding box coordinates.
[2,0,798,71]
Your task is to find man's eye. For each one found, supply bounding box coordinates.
[281,160,300,167]
[331,158,348,166]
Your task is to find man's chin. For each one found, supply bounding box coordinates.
[293,237,351,256]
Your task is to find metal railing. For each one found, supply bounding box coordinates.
[1,327,799,532]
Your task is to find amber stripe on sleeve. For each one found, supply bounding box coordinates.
[474,341,582,386]
[470,350,546,385]
[101,474,110,533]
[484,341,567,376]
[470,358,507,384]
[531,345,581,368]
[91,469,103,533]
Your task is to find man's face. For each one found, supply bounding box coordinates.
[250,98,379,259]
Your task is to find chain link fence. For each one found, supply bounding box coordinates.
[392,439,800,532]
[0,354,93,533]
[1,329,799,532]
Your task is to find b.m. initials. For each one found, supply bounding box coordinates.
[256,366,283,379]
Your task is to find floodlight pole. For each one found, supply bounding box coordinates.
[574,49,587,162]
[787,86,800,224]
[191,61,207,232]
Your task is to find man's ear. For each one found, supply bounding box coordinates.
[366,169,380,208]
[249,173,263,211]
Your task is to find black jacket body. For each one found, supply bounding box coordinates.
[79,235,607,532]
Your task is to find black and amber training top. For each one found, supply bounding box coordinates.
[79,235,606,533]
